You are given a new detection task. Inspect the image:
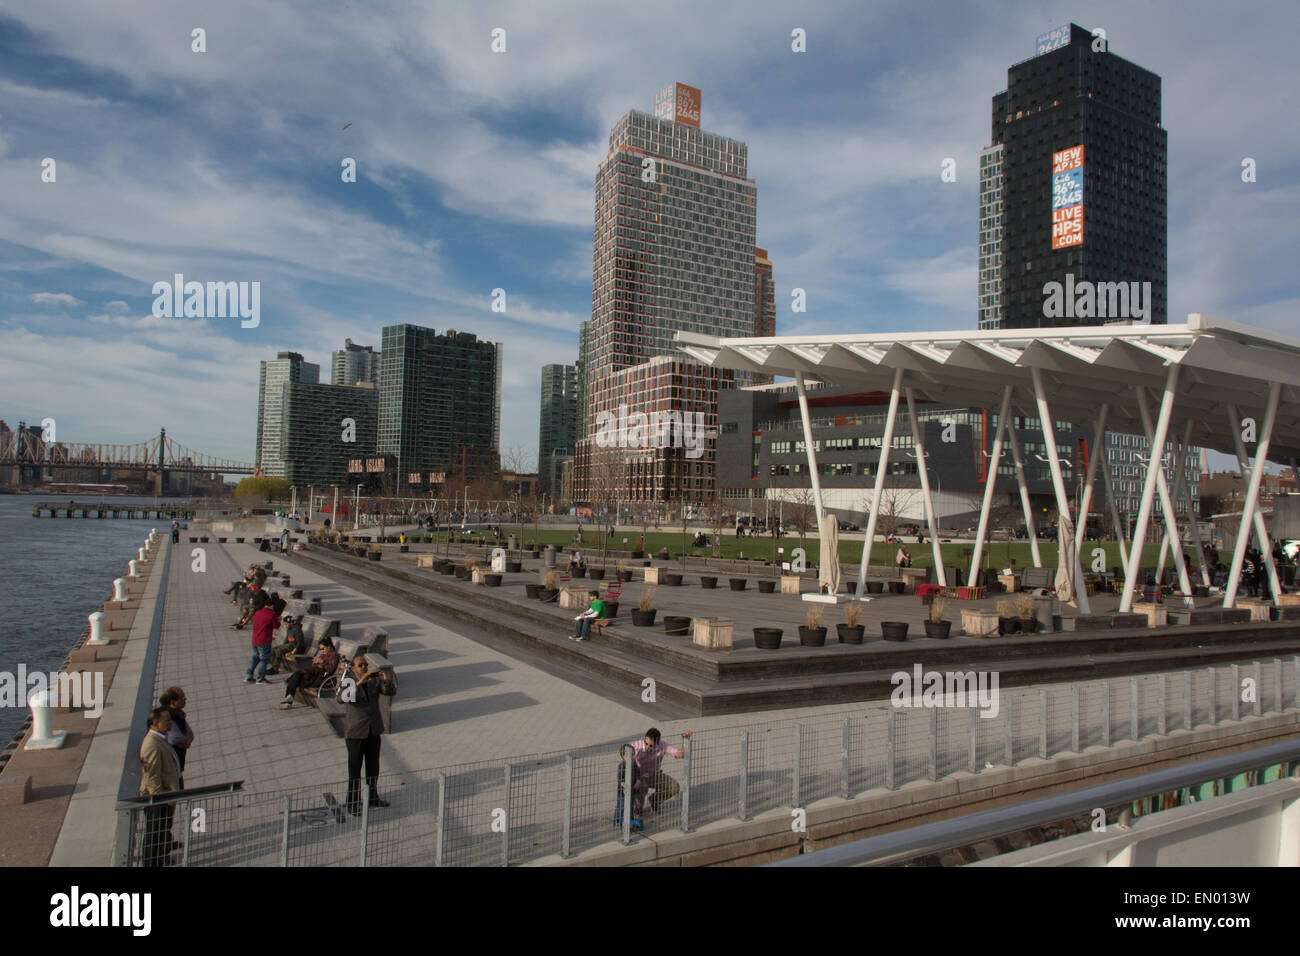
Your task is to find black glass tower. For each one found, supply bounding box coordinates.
[979,23,1167,329]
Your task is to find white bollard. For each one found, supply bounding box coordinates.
[24,690,68,751]
[129,559,139,578]
[88,611,108,646]
[144,537,152,553]
[113,578,128,603]
[138,547,147,562]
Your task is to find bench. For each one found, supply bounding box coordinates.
[1021,567,1055,590]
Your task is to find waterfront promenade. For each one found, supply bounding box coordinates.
[25,532,1295,865]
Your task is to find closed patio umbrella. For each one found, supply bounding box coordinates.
[819,515,841,595]
[1055,514,1075,604]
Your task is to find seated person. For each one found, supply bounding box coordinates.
[570,590,605,642]
[279,637,339,709]
[567,551,585,572]
[266,613,306,674]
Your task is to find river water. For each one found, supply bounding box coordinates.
[0,495,176,745]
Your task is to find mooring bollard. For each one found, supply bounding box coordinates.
[128,559,140,578]
[113,578,128,603]
[24,690,68,751]
[88,611,108,646]
[137,547,147,562]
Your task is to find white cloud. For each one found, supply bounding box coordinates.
[30,292,83,306]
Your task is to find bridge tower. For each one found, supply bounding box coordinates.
[155,427,168,496]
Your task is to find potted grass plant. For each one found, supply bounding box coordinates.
[798,606,828,647]
[538,569,559,602]
[632,589,657,626]
[1015,592,1038,633]
[924,597,952,639]
[837,601,866,644]
[997,598,1020,634]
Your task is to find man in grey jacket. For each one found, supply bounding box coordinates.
[343,656,396,815]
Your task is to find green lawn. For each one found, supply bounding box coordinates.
[413,527,1202,571]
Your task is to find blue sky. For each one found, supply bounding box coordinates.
[0,0,1297,468]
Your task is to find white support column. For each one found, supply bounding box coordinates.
[1074,404,1109,564]
[1174,421,1210,587]
[856,367,904,599]
[905,388,945,586]
[1226,397,1283,606]
[1120,366,1180,613]
[1030,368,1090,613]
[1100,451,1129,575]
[1156,428,1194,586]
[1134,388,1194,607]
[969,387,1013,587]
[1228,402,1282,588]
[1006,423,1043,567]
[794,371,827,522]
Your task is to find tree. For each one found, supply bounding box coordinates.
[233,476,291,504]
[869,488,905,543]
[702,491,729,557]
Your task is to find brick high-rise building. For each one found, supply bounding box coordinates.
[577,83,757,504]
[753,247,776,385]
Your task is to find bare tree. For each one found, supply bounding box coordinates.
[702,491,728,557]
[787,488,817,558]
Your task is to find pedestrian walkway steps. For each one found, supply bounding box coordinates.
[291,549,1300,716]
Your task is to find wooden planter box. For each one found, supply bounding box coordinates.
[559,587,590,610]
[643,567,662,584]
[900,568,928,592]
[416,555,435,568]
[1133,602,1169,627]
[1276,593,1300,607]
[961,608,999,638]
[780,575,802,595]
[998,573,1019,592]
[471,568,488,585]
[1237,599,1271,622]
[693,617,734,649]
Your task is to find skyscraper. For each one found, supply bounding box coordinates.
[538,364,578,497]
[281,382,378,486]
[979,23,1166,330]
[577,83,756,504]
[576,320,591,441]
[377,324,502,489]
[256,351,320,478]
[331,338,380,386]
[753,247,776,385]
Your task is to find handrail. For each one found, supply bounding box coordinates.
[767,737,1300,867]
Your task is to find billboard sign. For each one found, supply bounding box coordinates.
[653,82,701,127]
[1036,25,1070,55]
[1051,145,1084,250]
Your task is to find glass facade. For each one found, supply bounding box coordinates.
[256,351,320,479]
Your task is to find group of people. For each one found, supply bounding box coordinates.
[137,686,195,867]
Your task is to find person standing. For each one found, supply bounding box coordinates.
[159,687,194,787]
[343,656,396,814]
[243,591,278,684]
[171,519,180,544]
[139,707,181,866]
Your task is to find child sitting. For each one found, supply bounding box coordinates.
[612,743,643,831]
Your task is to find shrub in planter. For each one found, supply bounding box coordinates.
[758,579,776,594]
[484,573,502,587]
[632,591,657,627]
[881,621,909,641]
[997,599,1019,634]
[865,581,884,594]
[604,601,619,618]
[887,581,905,594]
[924,597,952,639]
[572,565,587,578]
[658,549,671,560]
[700,576,717,589]
[730,578,748,591]
[838,602,866,644]
[525,583,542,599]
[236,537,245,543]
[663,615,690,636]
[664,573,683,586]
[537,588,558,602]
[1015,593,1038,633]
[454,566,470,579]
[589,568,606,580]
[505,560,523,573]
[367,551,382,562]
[753,627,783,649]
[631,551,645,559]
[798,606,828,647]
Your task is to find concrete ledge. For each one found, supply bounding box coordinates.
[0,776,32,806]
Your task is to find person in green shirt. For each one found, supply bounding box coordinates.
[571,590,605,641]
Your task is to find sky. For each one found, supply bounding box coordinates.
[1,0,1297,470]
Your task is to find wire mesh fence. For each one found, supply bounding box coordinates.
[117,656,1300,866]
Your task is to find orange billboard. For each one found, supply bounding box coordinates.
[674,83,701,127]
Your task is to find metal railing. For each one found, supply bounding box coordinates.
[114,658,1300,866]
